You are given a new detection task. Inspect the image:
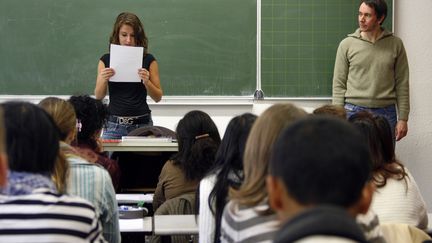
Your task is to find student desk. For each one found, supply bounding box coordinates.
[120,217,152,233]
[119,215,198,235]
[153,215,198,235]
[102,141,178,152]
[103,140,178,193]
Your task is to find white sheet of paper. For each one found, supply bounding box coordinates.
[109,44,144,82]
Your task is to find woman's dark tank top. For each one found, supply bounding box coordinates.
[100,53,155,116]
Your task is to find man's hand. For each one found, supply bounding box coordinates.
[395,120,408,141]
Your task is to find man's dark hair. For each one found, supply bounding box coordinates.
[270,116,372,208]
[361,0,388,24]
[2,102,60,174]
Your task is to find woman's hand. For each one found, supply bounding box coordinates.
[95,61,113,100]
[99,67,115,82]
[138,68,150,84]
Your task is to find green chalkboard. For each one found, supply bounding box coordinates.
[261,0,393,97]
[0,0,256,95]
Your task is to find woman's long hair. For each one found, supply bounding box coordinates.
[208,113,257,243]
[349,111,407,188]
[171,110,221,181]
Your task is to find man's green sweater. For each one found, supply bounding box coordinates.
[332,28,410,121]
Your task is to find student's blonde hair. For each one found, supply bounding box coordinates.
[39,97,76,193]
[39,97,77,141]
[229,103,308,207]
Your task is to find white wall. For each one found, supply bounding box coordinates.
[1,0,431,211]
[393,0,432,211]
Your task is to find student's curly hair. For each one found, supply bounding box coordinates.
[69,95,108,149]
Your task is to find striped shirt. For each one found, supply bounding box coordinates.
[220,200,279,243]
[66,153,120,243]
[0,188,105,242]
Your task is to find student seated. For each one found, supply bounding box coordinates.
[350,111,428,229]
[69,94,121,190]
[39,97,120,243]
[0,102,105,242]
[267,116,374,242]
[199,113,257,243]
[153,110,221,211]
[220,104,307,243]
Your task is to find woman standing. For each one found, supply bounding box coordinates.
[95,12,163,139]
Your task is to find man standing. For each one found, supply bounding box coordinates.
[332,0,409,141]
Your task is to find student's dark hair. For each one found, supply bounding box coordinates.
[110,12,148,54]
[2,102,60,174]
[349,111,407,188]
[69,95,108,149]
[270,116,372,208]
[171,110,221,181]
[361,0,388,24]
[207,113,257,243]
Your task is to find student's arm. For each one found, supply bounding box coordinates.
[153,161,168,211]
[95,60,115,100]
[139,60,163,102]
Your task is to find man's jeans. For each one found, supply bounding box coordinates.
[344,103,397,141]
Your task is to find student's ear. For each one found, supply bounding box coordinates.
[266,175,284,212]
[0,153,8,187]
[351,181,375,215]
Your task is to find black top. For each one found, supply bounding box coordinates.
[274,206,368,243]
[101,53,156,116]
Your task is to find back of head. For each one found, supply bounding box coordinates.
[39,97,76,141]
[373,115,395,163]
[348,111,384,171]
[313,104,347,120]
[233,103,307,205]
[213,113,257,172]
[69,95,108,145]
[174,110,221,181]
[350,112,406,187]
[270,116,372,208]
[2,101,60,174]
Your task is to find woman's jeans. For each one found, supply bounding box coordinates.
[102,114,153,140]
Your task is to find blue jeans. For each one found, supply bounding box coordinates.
[102,115,153,139]
[344,103,397,140]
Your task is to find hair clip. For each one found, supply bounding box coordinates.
[76,119,82,132]
[195,133,209,140]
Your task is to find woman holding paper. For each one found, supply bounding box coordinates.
[95,12,163,139]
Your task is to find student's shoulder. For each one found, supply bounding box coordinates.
[25,188,97,211]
